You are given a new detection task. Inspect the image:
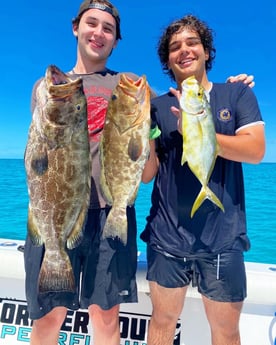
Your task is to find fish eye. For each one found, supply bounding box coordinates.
[111,95,117,101]
[76,104,81,111]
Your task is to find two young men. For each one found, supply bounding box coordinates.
[24,2,262,345]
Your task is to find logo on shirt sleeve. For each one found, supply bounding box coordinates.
[217,108,231,122]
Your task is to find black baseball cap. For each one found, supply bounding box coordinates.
[73,0,121,40]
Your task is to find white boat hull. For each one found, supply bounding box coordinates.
[0,238,275,345]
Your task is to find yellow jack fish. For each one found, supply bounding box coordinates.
[180,76,224,217]
[100,74,151,244]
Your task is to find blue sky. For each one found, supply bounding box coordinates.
[1,0,275,161]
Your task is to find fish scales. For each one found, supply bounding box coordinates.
[180,76,224,217]
[24,65,91,293]
[100,74,151,244]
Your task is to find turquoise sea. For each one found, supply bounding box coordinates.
[0,159,275,264]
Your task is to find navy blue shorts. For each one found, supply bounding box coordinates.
[146,245,246,302]
[24,207,138,320]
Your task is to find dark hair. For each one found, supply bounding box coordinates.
[157,14,216,81]
[72,0,121,40]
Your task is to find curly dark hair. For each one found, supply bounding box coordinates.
[157,14,216,81]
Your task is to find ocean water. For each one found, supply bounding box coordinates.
[0,159,275,264]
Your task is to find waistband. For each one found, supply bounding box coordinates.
[153,244,219,261]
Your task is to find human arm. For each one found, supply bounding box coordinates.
[171,73,255,117]
[216,82,265,164]
[172,103,265,164]
[170,80,265,164]
[216,124,265,164]
[142,139,159,183]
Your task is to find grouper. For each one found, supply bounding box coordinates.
[99,74,151,245]
[24,65,91,292]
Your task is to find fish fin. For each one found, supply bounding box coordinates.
[67,174,91,249]
[39,250,75,293]
[66,224,84,250]
[128,186,139,205]
[181,152,187,166]
[102,206,128,245]
[27,206,43,246]
[99,173,113,204]
[66,207,87,250]
[191,186,225,218]
[99,142,113,203]
[30,144,49,175]
[128,135,142,162]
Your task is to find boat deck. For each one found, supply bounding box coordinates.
[0,239,275,344]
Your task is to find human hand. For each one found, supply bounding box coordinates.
[226,74,255,88]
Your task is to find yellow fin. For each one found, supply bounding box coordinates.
[181,152,187,166]
[191,186,225,218]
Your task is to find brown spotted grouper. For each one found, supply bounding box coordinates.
[99,74,151,244]
[24,65,91,293]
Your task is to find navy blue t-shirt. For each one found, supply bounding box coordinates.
[141,82,263,256]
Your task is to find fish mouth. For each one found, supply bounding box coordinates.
[180,76,206,114]
[46,65,83,99]
[109,74,150,133]
[119,75,147,102]
[47,65,69,85]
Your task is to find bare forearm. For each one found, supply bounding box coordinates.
[142,140,159,183]
[216,124,265,164]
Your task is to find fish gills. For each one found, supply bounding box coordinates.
[180,76,224,217]
[24,65,91,292]
[100,74,151,244]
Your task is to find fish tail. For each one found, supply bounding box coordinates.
[191,186,225,218]
[102,206,128,245]
[38,251,75,293]
[181,152,187,166]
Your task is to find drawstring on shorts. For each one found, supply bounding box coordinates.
[155,245,222,286]
[216,253,221,280]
